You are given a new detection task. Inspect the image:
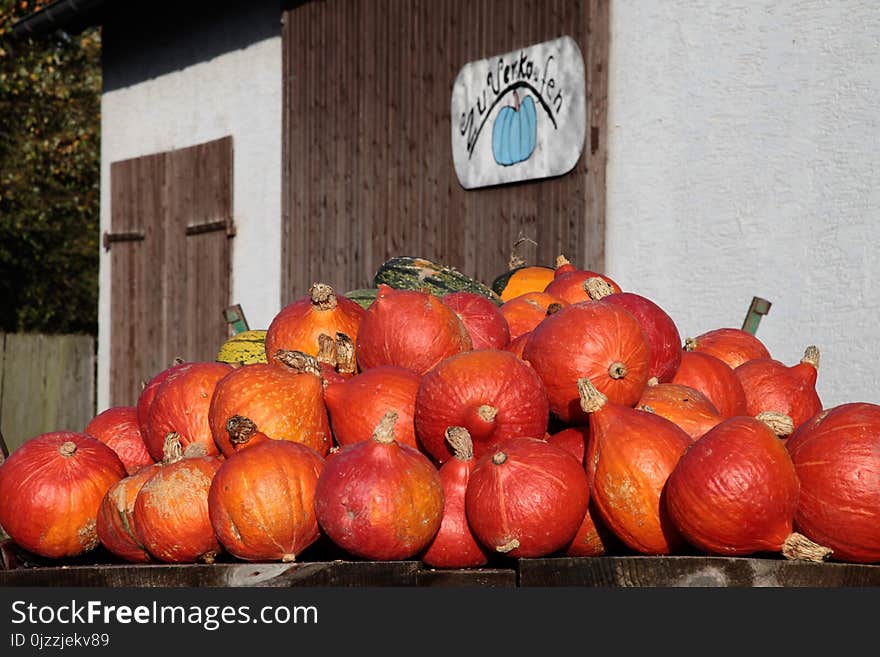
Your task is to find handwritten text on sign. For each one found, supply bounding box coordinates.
[451,36,586,189]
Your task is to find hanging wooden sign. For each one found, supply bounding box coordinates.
[451,35,586,190]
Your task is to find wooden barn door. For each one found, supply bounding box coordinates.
[281,0,607,301]
[108,137,233,406]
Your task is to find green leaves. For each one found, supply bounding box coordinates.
[0,0,100,334]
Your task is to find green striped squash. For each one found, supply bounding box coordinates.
[373,256,501,305]
[216,329,268,365]
[344,288,379,310]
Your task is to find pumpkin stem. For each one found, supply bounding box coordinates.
[584,277,615,301]
[577,377,608,414]
[555,254,571,268]
[756,411,795,438]
[282,553,296,563]
[445,426,474,461]
[492,451,508,465]
[507,233,536,270]
[683,338,697,352]
[477,404,499,423]
[372,411,399,445]
[227,415,258,446]
[647,377,659,387]
[512,88,520,111]
[316,333,338,367]
[608,362,628,380]
[546,302,564,316]
[781,532,833,562]
[273,349,323,377]
[172,356,186,366]
[801,345,820,370]
[59,441,77,457]
[201,551,218,565]
[335,332,357,375]
[640,405,656,414]
[309,282,338,311]
[496,538,520,553]
[162,433,185,464]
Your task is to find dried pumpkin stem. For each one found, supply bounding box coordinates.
[162,433,185,465]
[684,338,697,352]
[445,426,474,461]
[577,377,608,414]
[273,349,323,377]
[801,345,820,370]
[372,411,399,445]
[334,332,357,375]
[608,362,628,379]
[496,538,520,553]
[584,277,615,301]
[647,377,659,387]
[546,303,564,316]
[59,441,77,457]
[282,553,296,563]
[477,404,499,423]
[227,415,258,445]
[508,234,535,270]
[555,254,571,268]
[756,411,795,438]
[781,532,833,562]
[492,451,508,465]
[316,333,338,367]
[309,282,338,311]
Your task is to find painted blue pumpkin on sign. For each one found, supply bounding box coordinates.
[492,90,538,166]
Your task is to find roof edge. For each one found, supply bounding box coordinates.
[11,0,108,38]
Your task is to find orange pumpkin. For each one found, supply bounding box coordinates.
[265,282,365,366]
[209,362,332,457]
[500,291,568,342]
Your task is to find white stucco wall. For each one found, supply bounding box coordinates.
[97,30,282,412]
[605,1,880,408]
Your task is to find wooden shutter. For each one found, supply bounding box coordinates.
[108,137,233,406]
[281,0,608,301]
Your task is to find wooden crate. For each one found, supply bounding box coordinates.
[518,555,880,587]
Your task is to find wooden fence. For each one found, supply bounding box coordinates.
[0,333,96,456]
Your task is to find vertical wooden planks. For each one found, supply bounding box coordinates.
[0,333,95,452]
[109,137,233,406]
[281,0,607,300]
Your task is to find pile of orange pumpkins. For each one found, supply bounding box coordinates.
[1,255,879,568]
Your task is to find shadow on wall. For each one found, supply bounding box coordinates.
[102,0,306,92]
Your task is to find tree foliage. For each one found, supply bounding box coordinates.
[0,0,100,334]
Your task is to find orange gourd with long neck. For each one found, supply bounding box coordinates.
[579,378,691,554]
[422,427,489,568]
